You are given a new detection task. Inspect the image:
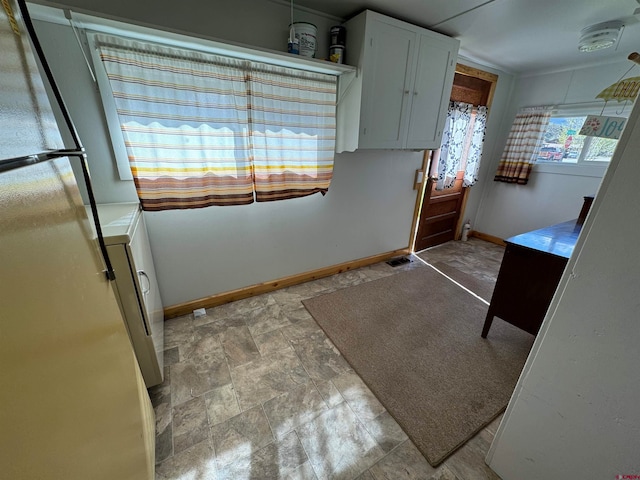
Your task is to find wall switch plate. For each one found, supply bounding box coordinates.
[414,170,424,190]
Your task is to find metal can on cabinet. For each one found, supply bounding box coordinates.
[329,25,346,46]
[329,45,345,64]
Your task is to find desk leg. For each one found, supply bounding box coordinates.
[481,311,494,338]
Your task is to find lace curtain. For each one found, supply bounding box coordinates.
[465,105,488,187]
[436,102,488,190]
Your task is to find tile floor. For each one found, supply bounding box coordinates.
[150,238,506,480]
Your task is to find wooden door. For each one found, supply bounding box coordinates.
[414,171,465,251]
[412,64,498,252]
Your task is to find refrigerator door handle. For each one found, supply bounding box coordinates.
[0,150,80,173]
[15,0,117,282]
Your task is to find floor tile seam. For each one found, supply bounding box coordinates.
[274,317,353,431]
[158,362,180,465]
[155,436,213,472]
[314,377,345,410]
[282,314,326,403]
[229,333,308,369]
[219,332,244,417]
[229,363,313,413]
[234,296,278,318]
[259,402,278,450]
[339,390,390,458]
[233,322,262,364]
[359,408,403,451]
[282,402,335,437]
[154,416,175,466]
[253,330,294,357]
[211,410,276,471]
[165,402,176,464]
[215,412,319,475]
[169,317,291,467]
[205,428,218,475]
[164,362,176,465]
[175,334,240,429]
[356,438,411,480]
[291,428,319,480]
[245,313,295,343]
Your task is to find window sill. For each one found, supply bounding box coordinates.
[534,162,608,178]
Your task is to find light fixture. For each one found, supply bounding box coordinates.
[578,21,624,52]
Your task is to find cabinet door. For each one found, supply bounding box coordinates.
[129,215,164,379]
[360,20,416,149]
[405,33,458,149]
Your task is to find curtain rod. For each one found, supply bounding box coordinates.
[94,36,337,84]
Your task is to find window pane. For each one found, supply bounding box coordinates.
[538,116,587,163]
[583,137,617,163]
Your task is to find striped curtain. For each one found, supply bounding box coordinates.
[95,35,253,210]
[494,107,552,185]
[248,65,336,202]
[94,34,336,210]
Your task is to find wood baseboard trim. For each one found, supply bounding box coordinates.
[163,248,411,319]
[470,230,506,246]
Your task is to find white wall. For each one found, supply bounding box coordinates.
[473,60,632,239]
[31,3,424,306]
[145,150,422,305]
[486,82,640,480]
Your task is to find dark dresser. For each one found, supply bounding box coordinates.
[481,219,581,338]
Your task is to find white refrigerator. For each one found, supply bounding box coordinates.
[0,0,154,478]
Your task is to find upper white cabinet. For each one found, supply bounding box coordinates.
[336,11,459,152]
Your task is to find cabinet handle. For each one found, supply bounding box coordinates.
[137,270,151,295]
[413,91,418,96]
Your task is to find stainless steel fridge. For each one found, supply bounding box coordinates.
[0,0,155,477]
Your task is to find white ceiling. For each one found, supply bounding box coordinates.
[291,0,640,74]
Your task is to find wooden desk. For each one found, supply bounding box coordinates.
[481,220,581,338]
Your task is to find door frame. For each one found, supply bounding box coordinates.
[409,63,499,251]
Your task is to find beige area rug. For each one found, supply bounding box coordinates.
[303,265,533,466]
[428,261,495,303]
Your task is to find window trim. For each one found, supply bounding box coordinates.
[88,33,134,181]
[534,161,607,177]
[533,102,629,176]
